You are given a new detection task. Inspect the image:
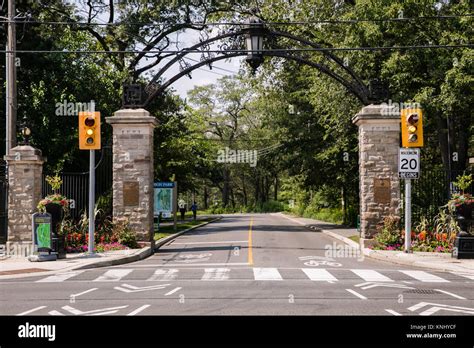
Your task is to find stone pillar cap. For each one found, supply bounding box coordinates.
[4,145,45,162]
[353,104,400,125]
[106,108,158,127]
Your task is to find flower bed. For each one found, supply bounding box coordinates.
[372,214,458,253]
[66,242,128,253]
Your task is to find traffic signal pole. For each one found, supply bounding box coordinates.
[404,179,411,253]
[88,149,95,253]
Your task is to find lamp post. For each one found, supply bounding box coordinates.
[19,116,31,145]
[244,15,265,73]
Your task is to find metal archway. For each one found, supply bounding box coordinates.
[122,23,387,108]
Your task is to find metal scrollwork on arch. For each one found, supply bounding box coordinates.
[122,24,385,108]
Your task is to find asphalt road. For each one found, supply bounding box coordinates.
[1,213,473,316]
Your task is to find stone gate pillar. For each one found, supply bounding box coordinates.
[4,145,45,254]
[106,109,157,248]
[353,104,400,247]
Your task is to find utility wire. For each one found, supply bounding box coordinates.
[1,14,472,26]
[4,45,472,54]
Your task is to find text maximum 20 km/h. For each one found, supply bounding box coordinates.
[399,148,420,179]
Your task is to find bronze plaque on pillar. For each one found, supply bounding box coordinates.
[374,178,391,204]
[123,181,139,206]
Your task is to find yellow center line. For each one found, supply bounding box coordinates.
[248,217,254,266]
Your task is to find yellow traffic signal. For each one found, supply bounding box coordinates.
[401,108,423,148]
[79,112,101,150]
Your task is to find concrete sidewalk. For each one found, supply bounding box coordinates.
[0,216,222,279]
[0,247,152,280]
[278,212,474,275]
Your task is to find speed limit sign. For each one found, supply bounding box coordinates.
[399,148,420,179]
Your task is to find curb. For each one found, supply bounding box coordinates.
[0,247,153,280]
[154,216,223,251]
[74,246,153,270]
[279,213,360,250]
[362,248,474,275]
[0,216,223,280]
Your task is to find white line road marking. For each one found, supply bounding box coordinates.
[147,269,179,281]
[17,306,47,316]
[408,302,474,313]
[434,289,466,300]
[302,268,338,282]
[114,283,170,293]
[399,270,449,283]
[71,288,98,298]
[419,307,472,316]
[385,309,402,316]
[345,289,367,300]
[165,287,182,296]
[93,269,133,282]
[171,240,248,245]
[202,268,230,280]
[452,272,474,280]
[139,263,250,267]
[36,270,85,283]
[351,269,393,282]
[127,305,150,316]
[275,213,306,225]
[62,305,128,315]
[355,282,414,290]
[253,268,283,281]
[48,310,64,316]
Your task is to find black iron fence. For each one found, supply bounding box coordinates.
[42,146,113,220]
[401,169,473,225]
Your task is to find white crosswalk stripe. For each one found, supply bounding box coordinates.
[302,268,338,282]
[202,268,230,280]
[253,268,283,280]
[452,272,474,280]
[147,269,179,281]
[399,270,449,283]
[36,271,85,283]
[351,269,393,282]
[32,267,461,284]
[93,269,133,282]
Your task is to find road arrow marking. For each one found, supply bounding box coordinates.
[127,305,150,316]
[71,288,98,298]
[114,283,170,293]
[346,289,367,300]
[62,305,128,315]
[408,302,474,316]
[17,306,47,316]
[165,287,182,296]
[385,309,402,316]
[434,289,466,300]
[355,282,415,290]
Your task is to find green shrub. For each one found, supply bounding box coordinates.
[374,215,402,246]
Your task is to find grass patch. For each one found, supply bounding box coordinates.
[348,235,360,243]
[154,218,214,240]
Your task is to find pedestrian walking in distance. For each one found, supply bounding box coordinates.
[191,201,198,221]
